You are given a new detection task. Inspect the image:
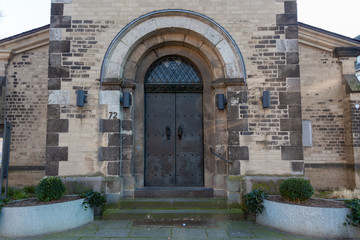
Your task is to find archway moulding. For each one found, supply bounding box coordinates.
[100,9,246,84]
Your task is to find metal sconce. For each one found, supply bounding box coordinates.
[262,90,270,108]
[216,94,227,110]
[76,89,87,107]
[121,92,132,108]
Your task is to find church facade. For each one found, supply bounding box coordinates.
[0,0,359,201]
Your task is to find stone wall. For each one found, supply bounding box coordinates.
[5,46,49,186]
[299,43,356,189]
[45,0,305,197]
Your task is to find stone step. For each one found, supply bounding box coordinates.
[108,198,228,210]
[134,187,213,198]
[102,209,244,221]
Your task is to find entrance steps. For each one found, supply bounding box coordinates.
[102,198,244,222]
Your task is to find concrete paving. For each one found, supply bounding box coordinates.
[4,220,316,240]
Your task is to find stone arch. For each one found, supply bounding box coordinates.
[100,9,246,83]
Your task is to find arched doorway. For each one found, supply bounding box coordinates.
[144,56,204,186]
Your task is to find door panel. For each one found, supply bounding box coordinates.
[145,93,203,186]
[145,93,176,186]
[175,93,203,186]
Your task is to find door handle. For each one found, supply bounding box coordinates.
[166,126,171,140]
[177,126,183,140]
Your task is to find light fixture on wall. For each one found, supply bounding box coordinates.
[262,90,270,108]
[76,89,87,107]
[120,92,132,108]
[216,94,227,110]
[356,56,360,81]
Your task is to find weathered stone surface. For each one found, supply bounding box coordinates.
[50,16,71,28]
[107,162,120,175]
[279,92,301,105]
[289,105,301,118]
[286,52,299,64]
[276,14,297,26]
[51,3,64,16]
[49,28,62,41]
[48,66,69,78]
[277,40,298,52]
[122,134,133,146]
[100,119,120,132]
[291,161,304,172]
[228,131,240,145]
[45,161,59,176]
[228,119,248,131]
[46,133,59,146]
[108,133,120,146]
[99,147,119,161]
[216,160,227,175]
[278,65,300,78]
[290,132,302,146]
[287,77,300,92]
[48,78,61,90]
[227,106,239,120]
[49,41,70,53]
[285,26,298,39]
[48,90,70,104]
[122,120,132,131]
[47,104,60,119]
[284,1,297,14]
[229,146,249,160]
[46,146,68,161]
[47,119,69,132]
[281,146,303,160]
[280,118,302,132]
[229,160,241,175]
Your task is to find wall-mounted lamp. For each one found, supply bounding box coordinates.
[356,56,360,81]
[216,94,227,110]
[76,89,87,107]
[262,90,270,108]
[120,92,132,108]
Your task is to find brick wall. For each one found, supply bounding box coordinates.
[5,46,49,186]
[299,44,355,189]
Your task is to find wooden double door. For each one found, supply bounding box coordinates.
[145,92,203,186]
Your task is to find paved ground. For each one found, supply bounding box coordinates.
[5,220,316,240]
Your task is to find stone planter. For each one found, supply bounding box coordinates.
[0,198,94,238]
[257,199,360,239]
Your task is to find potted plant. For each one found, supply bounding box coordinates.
[253,178,360,239]
[81,189,107,216]
[0,177,94,238]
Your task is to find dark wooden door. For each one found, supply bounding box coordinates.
[145,93,203,186]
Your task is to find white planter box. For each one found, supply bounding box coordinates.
[0,198,94,238]
[257,199,360,239]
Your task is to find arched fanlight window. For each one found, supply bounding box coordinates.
[144,56,202,92]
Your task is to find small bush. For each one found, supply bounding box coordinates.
[7,187,29,200]
[36,177,65,202]
[80,190,107,209]
[279,178,314,203]
[245,189,268,216]
[23,185,36,195]
[344,198,360,227]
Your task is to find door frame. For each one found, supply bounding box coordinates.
[132,46,215,189]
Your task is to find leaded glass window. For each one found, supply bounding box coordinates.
[144,56,202,92]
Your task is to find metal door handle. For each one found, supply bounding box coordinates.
[177,126,183,140]
[166,126,171,140]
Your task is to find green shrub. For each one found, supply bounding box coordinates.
[23,185,36,195]
[80,190,107,209]
[344,198,360,227]
[279,178,314,203]
[7,187,29,200]
[245,189,268,216]
[36,177,65,202]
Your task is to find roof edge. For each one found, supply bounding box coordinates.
[0,25,50,44]
[298,22,360,45]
